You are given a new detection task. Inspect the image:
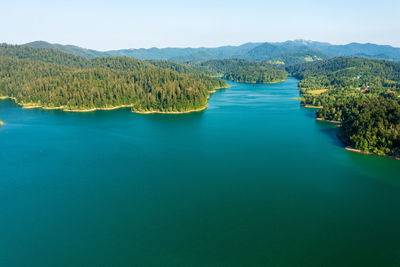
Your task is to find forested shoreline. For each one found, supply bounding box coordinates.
[288,57,400,158]
[0,44,227,113]
[0,46,287,114]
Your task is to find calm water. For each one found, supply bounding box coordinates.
[1,78,400,266]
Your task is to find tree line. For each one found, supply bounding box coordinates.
[288,57,400,157]
[189,59,288,83]
[0,44,226,112]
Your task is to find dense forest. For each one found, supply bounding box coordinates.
[288,57,400,157]
[224,65,288,84]
[190,59,288,83]
[316,95,400,157]
[0,44,227,112]
[146,60,201,74]
[338,96,400,157]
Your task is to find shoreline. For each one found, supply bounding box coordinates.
[64,105,134,112]
[21,104,135,112]
[226,78,287,85]
[0,84,229,114]
[316,118,341,124]
[345,147,400,161]
[132,106,207,114]
[298,86,400,161]
[338,134,400,161]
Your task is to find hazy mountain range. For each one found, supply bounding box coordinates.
[24,40,400,64]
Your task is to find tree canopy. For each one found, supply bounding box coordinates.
[288,57,400,157]
[0,44,227,112]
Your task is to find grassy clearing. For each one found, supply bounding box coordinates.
[308,89,328,95]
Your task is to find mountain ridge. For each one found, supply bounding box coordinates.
[24,40,400,63]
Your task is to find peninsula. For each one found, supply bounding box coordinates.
[0,44,227,114]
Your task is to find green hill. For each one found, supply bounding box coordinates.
[25,41,107,59]
[0,44,227,113]
[287,57,400,157]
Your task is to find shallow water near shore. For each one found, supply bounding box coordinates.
[1,78,400,266]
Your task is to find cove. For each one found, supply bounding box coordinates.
[0,78,400,266]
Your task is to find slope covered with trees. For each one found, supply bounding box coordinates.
[24,40,400,63]
[288,57,400,158]
[190,59,288,83]
[224,65,288,84]
[0,44,227,112]
[337,96,400,157]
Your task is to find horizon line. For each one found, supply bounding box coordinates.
[2,39,400,52]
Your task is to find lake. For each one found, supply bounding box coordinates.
[1,77,399,266]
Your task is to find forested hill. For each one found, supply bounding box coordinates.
[288,57,400,158]
[190,59,288,83]
[24,41,106,59]
[146,60,203,74]
[0,44,227,113]
[287,57,400,98]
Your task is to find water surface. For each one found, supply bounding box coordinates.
[1,78,400,266]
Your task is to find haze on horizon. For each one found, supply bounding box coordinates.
[1,0,399,51]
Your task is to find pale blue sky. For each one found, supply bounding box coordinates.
[1,0,399,50]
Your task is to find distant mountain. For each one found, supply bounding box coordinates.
[308,42,400,58]
[239,41,328,63]
[105,43,262,62]
[106,47,197,60]
[243,42,308,60]
[25,41,107,59]
[24,40,400,63]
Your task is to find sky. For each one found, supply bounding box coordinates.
[1,0,399,50]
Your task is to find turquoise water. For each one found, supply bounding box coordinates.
[1,78,400,266]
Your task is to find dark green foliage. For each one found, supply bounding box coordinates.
[190,59,255,76]
[289,57,400,157]
[0,43,88,68]
[190,59,288,83]
[288,57,400,107]
[0,44,226,112]
[323,96,400,157]
[224,65,288,84]
[146,60,201,74]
